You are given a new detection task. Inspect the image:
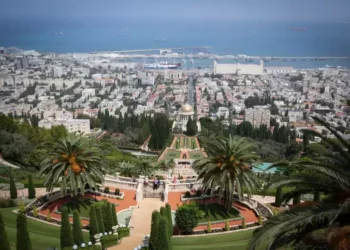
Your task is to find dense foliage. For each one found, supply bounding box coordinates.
[175,202,203,234]
[16,213,32,250]
[89,205,99,242]
[0,212,11,250]
[27,175,35,199]
[73,210,84,245]
[60,207,74,248]
[249,116,350,250]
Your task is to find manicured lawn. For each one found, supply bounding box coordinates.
[198,203,240,223]
[58,197,95,218]
[189,151,205,160]
[164,150,181,161]
[0,207,89,250]
[171,229,254,250]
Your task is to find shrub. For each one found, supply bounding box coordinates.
[206,189,211,196]
[114,189,120,195]
[184,191,191,198]
[19,201,25,213]
[195,190,202,197]
[89,205,99,242]
[16,213,32,250]
[104,187,110,194]
[32,206,38,217]
[258,213,263,225]
[101,234,118,249]
[0,211,11,250]
[9,172,17,199]
[175,202,200,234]
[95,206,105,234]
[154,216,171,250]
[60,207,73,248]
[111,203,118,226]
[274,187,283,207]
[27,175,35,199]
[160,207,166,218]
[241,217,246,229]
[0,198,16,208]
[165,203,173,236]
[46,211,51,221]
[207,221,212,233]
[117,227,130,238]
[73,210,84,245]
[224,219,230,231]
[149,211,160,249]
[105,203,113,232]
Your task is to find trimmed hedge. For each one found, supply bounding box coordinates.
[101,234,118,249]
[62,245,102,250]
[117,227,130,238]
[0,198,16,208]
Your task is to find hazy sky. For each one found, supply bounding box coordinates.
[2,0,350,22]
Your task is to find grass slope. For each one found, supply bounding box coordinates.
[198,203,240,223]
[0,207,89,250]
[171,229,253,250]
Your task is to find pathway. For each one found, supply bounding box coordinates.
[109,198,164,250]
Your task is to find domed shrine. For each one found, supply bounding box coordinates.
[172,104,200,133]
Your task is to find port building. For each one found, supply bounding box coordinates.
[214,60,264,75]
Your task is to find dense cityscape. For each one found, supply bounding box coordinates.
[1,1,350,250]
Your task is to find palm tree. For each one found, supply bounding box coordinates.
[136,159,157,177]
[117,162,136,177]
[248,116,350,250]
[193,135,260,211]
[39,134,105,197]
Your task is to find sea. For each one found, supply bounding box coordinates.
[1,18,350,69]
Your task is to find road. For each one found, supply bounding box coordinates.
[187,76,194,105]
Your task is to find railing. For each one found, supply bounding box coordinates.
[104,178,138,190]
[168,182,203,191]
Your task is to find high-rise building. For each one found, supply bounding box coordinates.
[244,106,271,128]
[21,57,29,69]
[15,60,22,70]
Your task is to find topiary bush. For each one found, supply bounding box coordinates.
[104,187,109,194]
[60,207,74,248]
[46,211,51,221]
[224,219,230,231]
[258,213,263,225]
[117,227,130,238]
[9,172,17,199]
[207,221,212,233]
[184,191,191,198]
[89,205,99,243]
[0,211,11,250]
[101,234,118,249]
[241,217,246,229]
[114,189,120,195]
[32,206,38,217]
[73,210,84,246]
[149,211,160,249]
[175,202,201,234]
[16,213,32,250]
[27,175,35,199]
[195,190,202,197]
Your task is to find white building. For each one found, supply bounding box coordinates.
[216,107,229,119]
[52,67,63,78]
[39,119,90,134]
[82,88,96,97]
[214,61,264,75]
[244,106,271,128]
[172,104,201,133]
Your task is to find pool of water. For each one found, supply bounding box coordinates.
[117,209,133,226]
[253,163,277,173]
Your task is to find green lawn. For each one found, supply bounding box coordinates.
[198,203,240,223]
[171,229,254,250]
[189,151,205,160]
[164,150,181,161]
[0,207,89,250]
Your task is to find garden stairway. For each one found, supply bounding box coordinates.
[109,198,164,250]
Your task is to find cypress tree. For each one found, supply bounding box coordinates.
[241,217,246,229]
[160,207,166,218]
[224,219,230,231]
[60,207,73,248]
[207,221,212,233]
[105,203,113,232]
[275,187,283,207]
[155,216,170,250]
[96,206,105,233]
[16,213,32,250]
[0,212,10,250]
[89,206,99,243]
[111,203,118,226]
[27,175,35,199]
[314,190,321,202]
[149,211,160,249]
[73,210,84,245]
[9,171,17,199]
[293,194,301,205]
[165,204,173,236]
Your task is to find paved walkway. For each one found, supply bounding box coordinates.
[110,198,164,250]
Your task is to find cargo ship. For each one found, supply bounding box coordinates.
[143,61,181,69]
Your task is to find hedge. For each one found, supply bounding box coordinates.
[62,245,102,250]
[117,227,130,238]
[0,198,16,208]
[101,234,118,249]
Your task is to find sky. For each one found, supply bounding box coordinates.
[1,0,350,22]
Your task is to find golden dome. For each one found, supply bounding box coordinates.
[180,104,193,113]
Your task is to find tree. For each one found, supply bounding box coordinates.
[96,206,105,233]
[241,217,246,229]
[225,219,230,231]
[73,210,84,245]
[249,116,350,250]
[117,161,136,177]
[60,207,73,248]
[0,212,10,250]
[186,117,197,136]
[104,202,113,232]
[193,136,260,211]
[16,213,32,250]
[174,202,202,234]
[27,175,35,199]
[207,221,212,233]
[137,160,156,177]
[154,216,171,250]
[89,206,99,243]
[165,204,173,236]
[149,211,160,249]
[274,187,283,207]
[270,104,279,115]
[9,171,17,199]
[111,203,118,226]
[39,134,105,197]
[160,207,167,218]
